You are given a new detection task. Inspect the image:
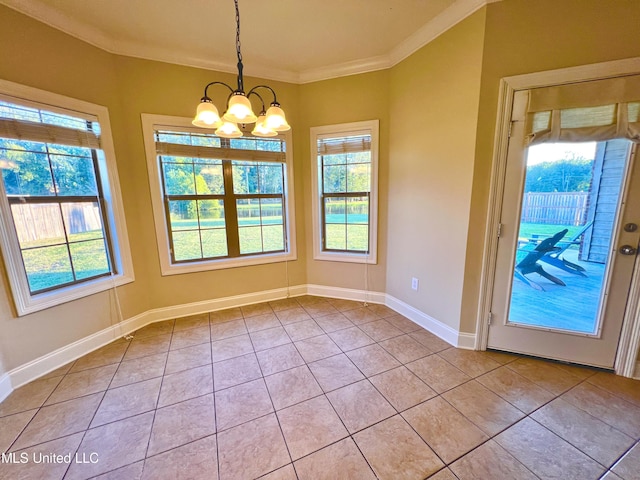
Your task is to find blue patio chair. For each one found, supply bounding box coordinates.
[514,229,568,291]
[533,221,594,277]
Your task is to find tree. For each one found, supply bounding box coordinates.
[1,139,98,196]
[524,158,593,192]
[162,157,225,222]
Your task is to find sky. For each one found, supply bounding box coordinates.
[526,142,597,165]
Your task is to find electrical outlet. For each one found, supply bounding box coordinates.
[411,277,419,291]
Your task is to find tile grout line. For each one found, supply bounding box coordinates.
[138,321,173,480]
[209,312,222,480]
[241,298,309,479]
[600,437,640,479]
[3,297,639,480]
[60,330,137,479]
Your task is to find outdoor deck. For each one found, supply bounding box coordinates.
[509,250,606,333]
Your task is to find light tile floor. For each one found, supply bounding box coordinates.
[1,295,639,479]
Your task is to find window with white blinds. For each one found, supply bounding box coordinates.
[310,120,379,263]
[0,81,133,315]
[141,114,296,274]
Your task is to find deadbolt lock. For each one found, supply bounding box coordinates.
[624,223,638,232]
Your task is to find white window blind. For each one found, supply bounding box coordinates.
[155,141,285,163]
[153,128,286,163]
[525,74,640,145]
[317,135,371,155]
[0,118,101,149]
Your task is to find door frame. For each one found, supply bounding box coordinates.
[476,56,640,377]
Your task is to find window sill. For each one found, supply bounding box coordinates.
[13,273,135,317]
[160,250,298,276]
[313,251,377,264]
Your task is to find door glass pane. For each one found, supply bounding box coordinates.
[508,140,629,334]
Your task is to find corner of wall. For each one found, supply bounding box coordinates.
[0,344,11,404]
[386,7,487,332]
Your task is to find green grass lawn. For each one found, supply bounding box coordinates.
[325,224,369,252]
[515,223,586,265]
[517,223,583,243]
[172,221,286,261]
[21,231,110,292]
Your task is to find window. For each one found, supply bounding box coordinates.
[0,80,133,315]
[142,114,296,274]
[310,120,379,263]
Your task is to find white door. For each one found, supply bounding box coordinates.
[488,91,640,368]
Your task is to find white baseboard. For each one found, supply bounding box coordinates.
[8,310,150,390]
[384,294,475,349]
[0,373,12,404]
[142,285,307,325]
[306,284,386,305]
[303,285,478,349]
[1,283,474,401]
[8,285,306,391]
[385,295,456,347]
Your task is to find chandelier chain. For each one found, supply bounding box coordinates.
[192,0,290,136]
[235,0,242,65]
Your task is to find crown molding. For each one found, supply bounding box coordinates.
[298,54,391,84]
[1,0,498,85]
[388,0,493,66]
[109,38,303,84]
[1,0,117,52]
[299,0,496,84]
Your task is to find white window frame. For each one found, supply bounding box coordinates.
[310,120,379,264]
[0,80,134,316]
[141,114,297,275]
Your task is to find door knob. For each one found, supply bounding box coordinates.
[619,245,638,256]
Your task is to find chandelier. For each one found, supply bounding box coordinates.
[192,0,291,138]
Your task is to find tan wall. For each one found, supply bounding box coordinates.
[0,5,307,372]
[111,56,306,309]
[0,5,150,372]
[2,0,640,375]
[460,0,640,334]
[299,72,390,294]
[386,10,486,330]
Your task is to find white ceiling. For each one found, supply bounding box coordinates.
[1,0,494,83]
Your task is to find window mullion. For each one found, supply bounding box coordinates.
[222,160,240,257]
[56,201,77,283]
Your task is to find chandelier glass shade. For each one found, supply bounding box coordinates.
[192,100,222,128]
[192,0,290,138]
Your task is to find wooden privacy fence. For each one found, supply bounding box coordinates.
[521,192,588,226]
[11,203,102,243]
